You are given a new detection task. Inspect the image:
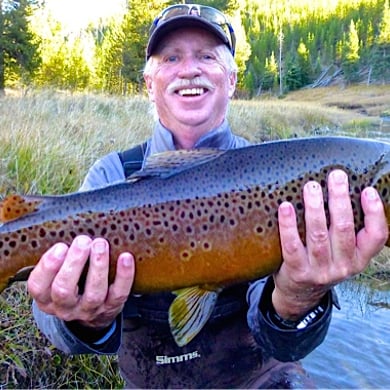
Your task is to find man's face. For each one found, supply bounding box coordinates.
[144,27,236,146]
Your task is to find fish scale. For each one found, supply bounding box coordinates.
[1,136,390,346]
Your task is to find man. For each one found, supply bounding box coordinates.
[28,4,388,388]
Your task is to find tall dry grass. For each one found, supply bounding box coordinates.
[0,87,389,388]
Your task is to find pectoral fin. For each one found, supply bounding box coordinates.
[169,286,221,347]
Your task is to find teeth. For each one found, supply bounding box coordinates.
[178,88,205,96]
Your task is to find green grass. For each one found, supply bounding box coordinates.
[0,86,389,388]
[0,284,124,389]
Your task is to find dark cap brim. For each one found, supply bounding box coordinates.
[146,15,231,59]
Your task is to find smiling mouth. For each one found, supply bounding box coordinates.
[177,87,207,96]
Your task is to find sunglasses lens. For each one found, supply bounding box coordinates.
[151,4,235,55]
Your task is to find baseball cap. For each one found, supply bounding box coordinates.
[147,4,236,59]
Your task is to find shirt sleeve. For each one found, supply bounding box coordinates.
[247,277,338,362]
[79,152,126,191]
[32,301,122,354]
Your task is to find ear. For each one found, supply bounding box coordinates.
[228,71,237,98]
[144,74,155,102]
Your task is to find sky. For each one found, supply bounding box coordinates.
[44,0,126,32]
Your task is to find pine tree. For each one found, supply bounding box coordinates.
[0,0,41,92]
[371,0,390,83]
[342,19,361,83]
[262,51,278,91]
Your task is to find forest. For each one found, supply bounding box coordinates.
[1,0,389,96]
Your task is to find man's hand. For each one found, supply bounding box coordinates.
[274,169,388,320]
[28,235,135,330]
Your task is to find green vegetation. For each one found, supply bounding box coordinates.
[0,86,389,388]
[1,0,390,96]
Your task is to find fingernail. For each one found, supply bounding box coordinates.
[331,170,347,184]
[53,243,67,259]
[93,239,107,254]
[279,202,293,216]
[75,235,91,249]
[306,181,323,207]
[121,253,133,268]
[365,187,378,200]
[308,181,321,194]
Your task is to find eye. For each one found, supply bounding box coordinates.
[165,55,179,63]
[199,52,216,61]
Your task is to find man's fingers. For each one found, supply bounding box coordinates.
[80,238,111,311]
[302,180,331,268]
[51,235,92,306]
[327,170,356,268]
[107,252,135,307]
[27,243,68,304]
[357,187,388,262]
[278,202,301,253]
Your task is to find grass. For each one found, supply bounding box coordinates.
[0,85,389,388]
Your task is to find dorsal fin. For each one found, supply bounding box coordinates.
[128,148,226,181]
[0,194,42,223]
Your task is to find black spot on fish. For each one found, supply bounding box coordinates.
[186,226,193,234]
[203,242,210,250]
[31,240,38,248]
[256,226,264,234]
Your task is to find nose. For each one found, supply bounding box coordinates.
[177,56,202,79]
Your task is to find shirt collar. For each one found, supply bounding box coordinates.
[147,119,247,157]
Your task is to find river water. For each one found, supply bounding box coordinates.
[302,280,390,388]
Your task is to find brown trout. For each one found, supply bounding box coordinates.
[1,136,390,346]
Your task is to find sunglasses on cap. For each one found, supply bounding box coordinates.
[150,4,236,56]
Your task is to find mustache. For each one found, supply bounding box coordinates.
[167,77,215,94]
